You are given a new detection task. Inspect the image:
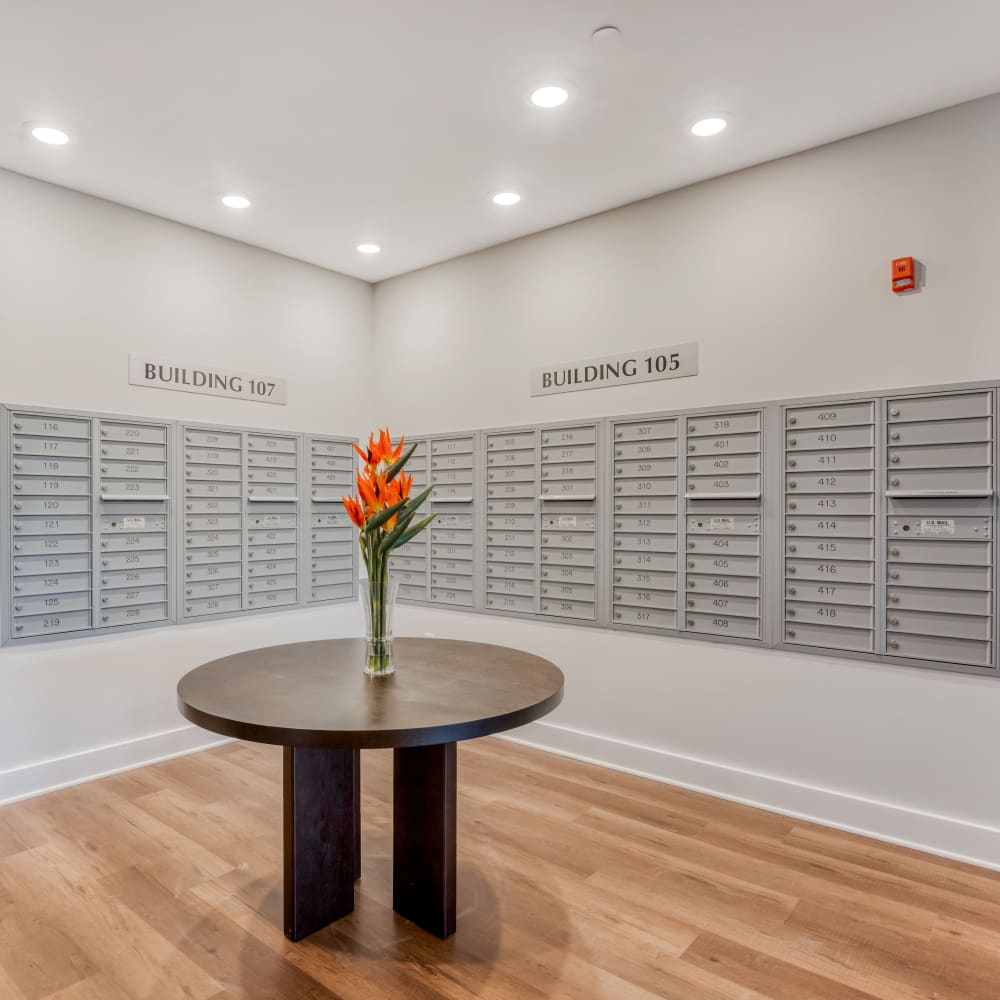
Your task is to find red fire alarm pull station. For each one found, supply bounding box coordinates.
[892,256,916,293]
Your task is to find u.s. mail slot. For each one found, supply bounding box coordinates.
[252,558,298,575]
[185,594,243,617]
[390,554,427,572]
[888,608,991,641]
[247,528,296,545]
[100,478,169,497]
[784,621,873,653]
[13,456,91,477]
[686,453,759,476]
[488,482,535,499]
[685,593,758,617]
[541,564,595,584]
[310,470,350,486]
[430,543,473,561]
[311,569,353,587]
[431,589,474,607]
[431,453,475,471]
[13,497,91,517]
[100,584,168,609]
[786,579,873,607]
[186,545,241,566]
[613,477,677,497]
[886,586,992,615]
[786,470,874,493]
[614,419,678,442]
[308,541,350,558]
[686,431,760,456]
[487,561,535,580]
[613,551,675,572]
[888,417,992,448]
[615,532,676,553]
[612,606,676,629]
[486,577,535,597]
[486,530,533,547]
[13,590,91,616]
[886,632,992,667]
[398,584,428,601]
[786,448,874,473]
[185,579,242,600]
[786,515,873,538]
[312,439,354,456]
[310,454,353,471]
[186,463,240,482]
[101,531,167,553]
[613,497,678,515]
[310,484,349,501]
[249,483,298,500]
[100,459,167,480]
[185,446,240,467]
[487,448,534,467]
[488,513,534,530]
[887,441,991,470]
[487,432,534,451]
[430,561,473,578]
[431,437,475,455]
[786,401,874,429]
[310,583,354,602]
[540,481,595,498]
[542,530,595,549]
[186,529,242,548]
[247,589,298,609]
[13,571,92,596]
[786,425,874,451]
[11,609,92,638]
[434,528,473,545]
[185,562,242,583]
[887,467,992,495]
[684,611,759,640]
[687,412,760,437]
[888,538,991,566]
[888,391,991,424]
[786,600,874,630]
[16,552,91,574]
[542,444,596,464]
[15,514,91,536]
[185,498,241,515]
[311,511,349,528]
[14,476,90,496]
[616,459,678,478]
[785,493,874,515]
[14,533,90,556]
[13,414,90,438]
[613,587,674,610]
[614,439,677,460]
[486,594,535,614]
[487,465,535,483]
[542,581,595,602]
[540,598,595,620]
[250,542,299,560]
[101,421,167,445]
[310,527,352,543]
[785,558,874,584]
[786,537,874,561]
[430,483,474,499]
[614,514,675,533]
[541,548,595,568]
[541,462,596,482]
[185,513,241,531]
[686,474,760,498]
[431,573,474,591]
[540,426,596,447]
[686,553,759,576]
[246,436,296,454]
[687,534,759,556]
[614,568,676,590]
[15,436,91,458]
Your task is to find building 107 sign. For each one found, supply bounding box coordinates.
[530,342,698,397]
[129,354,288,405]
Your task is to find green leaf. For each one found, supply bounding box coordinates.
[383,442,418,484]
[380,514,435,555]
[373,486,433,546]
[363,496,408,534]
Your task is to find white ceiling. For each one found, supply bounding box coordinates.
[3,0,1000,282]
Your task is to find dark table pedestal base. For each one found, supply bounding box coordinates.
[393,741,457,939]
[281,742,458,942]
[282,747,360,942]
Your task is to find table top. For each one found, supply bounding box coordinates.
[177,637,564,749]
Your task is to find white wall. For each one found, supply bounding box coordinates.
[0,169,372,800]
[373,95,1000,867]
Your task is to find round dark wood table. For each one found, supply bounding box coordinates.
[177,637,564,942]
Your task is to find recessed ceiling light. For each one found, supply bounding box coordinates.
[492,192,521,207]
[221,194,251,209]
[31,126,69,145]
[357,243,381,254]
[691,117,727,137]
[530,86,568,109]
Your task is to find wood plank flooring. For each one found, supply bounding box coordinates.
[1,737,998,999]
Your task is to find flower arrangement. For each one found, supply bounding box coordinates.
[343,428,433,675]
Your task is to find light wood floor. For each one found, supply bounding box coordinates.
[1,739,999,999]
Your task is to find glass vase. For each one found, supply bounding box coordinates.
[361,575,398,677]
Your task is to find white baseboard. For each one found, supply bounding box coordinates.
[0,725,229,806]
[505,721,1000,872]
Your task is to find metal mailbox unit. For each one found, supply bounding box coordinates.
[3,406,173,643]
[428,434,478,609]
[681,409,766,643]
[305,436,357,604]
[388,436,431,601]
[782,398,878,655]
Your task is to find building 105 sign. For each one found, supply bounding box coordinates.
[530,342,698,397]
[129,354,288,405]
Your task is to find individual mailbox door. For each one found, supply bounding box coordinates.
[429,434,478,609]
